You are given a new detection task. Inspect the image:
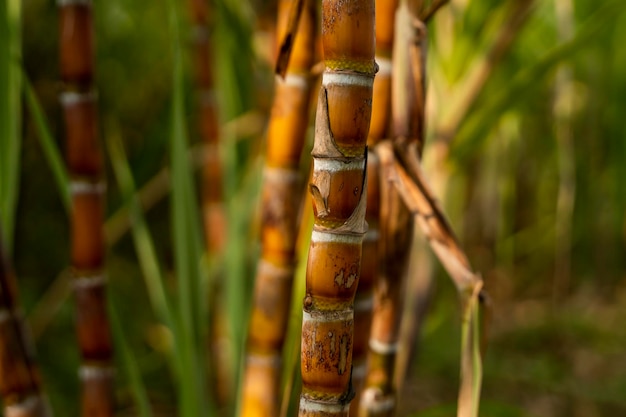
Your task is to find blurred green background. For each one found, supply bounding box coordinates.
[3,0,626,416]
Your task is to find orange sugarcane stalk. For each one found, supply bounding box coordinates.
[361,2,427,415]
[58,1,114,416]
[0,236,52,417]
[241,1,317,416]
[299,1,375,416]
[350,0,397,414]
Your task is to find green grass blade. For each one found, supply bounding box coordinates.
[0,0,22,254]
[110,302,154,417]
[458,290,483,417]
[23,75,71,211]
[106,127,175,337]
[165,0,211,414]
[471,301,483,417]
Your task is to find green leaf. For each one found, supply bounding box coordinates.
[0,0,22,254]
[23,75,71,212]
[110,302,154,417]
[165,0,211,414]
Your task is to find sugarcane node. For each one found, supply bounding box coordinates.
[5,394,52,417]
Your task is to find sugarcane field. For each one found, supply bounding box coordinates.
[2,0,626,416]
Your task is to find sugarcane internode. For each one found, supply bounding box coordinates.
[299,0,375,415]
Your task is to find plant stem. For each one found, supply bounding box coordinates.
[552,0,576,303]
[58,0,115,414]
[360,3,425,415]
[298,0,375,415]
[0,235,53,417]
[350,0,397,414]
[241,1,317,415]
[186,0,230,406]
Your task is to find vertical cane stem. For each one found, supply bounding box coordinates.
[241,1,317,416]
[350,0,397,414]
[298,1,375,416]
[58,1,115,415]
[361,2,426,415]
[0,237,52,417]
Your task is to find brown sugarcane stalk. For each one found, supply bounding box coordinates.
[0,236,52,417]
[299,1,375,416]
[188,0,226,255]
[360,2,426,415]
[349,0,397,414]
[186,0,230,405]
[58,1,115,416]
[240,1,317,416]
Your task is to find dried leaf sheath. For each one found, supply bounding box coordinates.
[299,1,375,416]
[0,238,52,417]
[58,1,114,415]
[378,142,487,417]
[350,0,397,414]
[240,1,317,416]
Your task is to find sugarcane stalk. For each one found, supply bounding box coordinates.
[359,2,426,415]
[552,0,575,302]
[241,1,317,416]
[188,0,226,255]
[0,236,52,417]
[349,0,397,414]
[299,1,375,415]
[58,1,115,415]
[186,0,231,405]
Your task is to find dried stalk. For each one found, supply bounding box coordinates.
[58,0,115,415]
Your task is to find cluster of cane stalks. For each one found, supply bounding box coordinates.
[0,0,493,416]
[238,0,487,416]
